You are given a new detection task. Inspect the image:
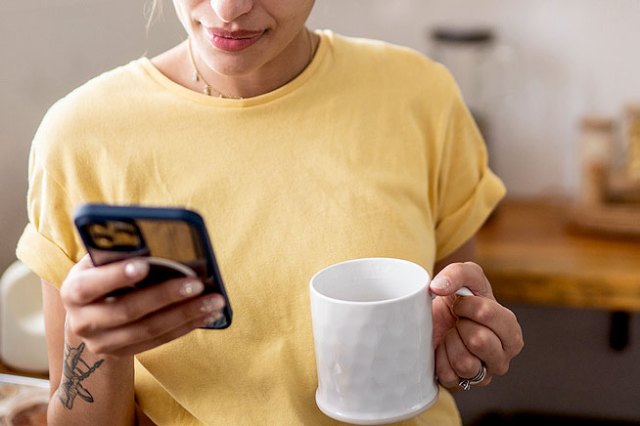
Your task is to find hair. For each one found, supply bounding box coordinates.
[144,0,164,32]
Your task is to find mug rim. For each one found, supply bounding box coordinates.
[309,257,431,306]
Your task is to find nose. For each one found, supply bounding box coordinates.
[210,0,253,23]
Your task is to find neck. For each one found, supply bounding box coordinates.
[188,28,317,99]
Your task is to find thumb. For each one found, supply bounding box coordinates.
[429,274,457,297]
[429,262,494,299]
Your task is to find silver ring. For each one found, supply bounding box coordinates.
[458,364,487,391]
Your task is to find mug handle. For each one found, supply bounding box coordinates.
[430,286,474,299]
[455,286,474,297]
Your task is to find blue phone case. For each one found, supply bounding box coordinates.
[74,204,232,329]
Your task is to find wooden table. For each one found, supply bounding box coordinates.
[476,198,640,349]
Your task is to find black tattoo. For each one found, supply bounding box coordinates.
[58,342,104,409]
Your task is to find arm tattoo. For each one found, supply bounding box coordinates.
[58,342,105,409]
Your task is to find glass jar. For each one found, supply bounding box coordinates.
[427,26,513,169]
[428,26,496,119]
[579,117,615,205]
[625,105,640,181]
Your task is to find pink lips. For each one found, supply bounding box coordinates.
[206,28,264,52]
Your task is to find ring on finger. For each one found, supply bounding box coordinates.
[458,363,487,391]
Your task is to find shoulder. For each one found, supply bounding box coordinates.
[32,59,150,162]
[321,31,460,102]
[42,59,148,127]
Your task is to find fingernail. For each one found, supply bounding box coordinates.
[180,280,204,297]
[201,296,224,313]
[202,313,222,325]
[124,260,148,278]
[431,277,450,290]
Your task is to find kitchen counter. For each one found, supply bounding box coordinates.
[476,198,640,312]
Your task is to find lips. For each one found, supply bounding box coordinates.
[205,28,264,52]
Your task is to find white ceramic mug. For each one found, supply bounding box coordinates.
[309,257,471,425]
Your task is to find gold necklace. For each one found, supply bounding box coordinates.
[187,37,232,98]
[187,29,315,98]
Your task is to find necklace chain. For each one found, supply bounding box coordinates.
[187,37,231,98]
[187,29,315,99]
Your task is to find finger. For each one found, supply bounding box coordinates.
[430,262,494,299]
[66,277,207,335]
[65,254,95,281]
[434,343,459,388]
[435,340,493,390]
[61,258,150,306]
[82,294,225,356]
[109,313,221,358]
[453,297,524,358]
[444,327,483,380]
[73,254,95,270]
[456,318,507,376]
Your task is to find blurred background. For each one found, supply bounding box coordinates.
[1,1,639,425]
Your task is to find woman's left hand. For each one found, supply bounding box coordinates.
[430,261,524,390]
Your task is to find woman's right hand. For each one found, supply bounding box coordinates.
[60,255,226,358]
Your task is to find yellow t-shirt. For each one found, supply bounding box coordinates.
[17,30,505,425]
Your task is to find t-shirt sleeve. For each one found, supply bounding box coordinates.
[433,82,506,261]
[15,132,78,288]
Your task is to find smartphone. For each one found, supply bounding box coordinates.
[73,204,232,329]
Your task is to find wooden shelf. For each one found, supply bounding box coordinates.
[476,198,640,312]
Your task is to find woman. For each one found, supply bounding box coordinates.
[16,0,523,424]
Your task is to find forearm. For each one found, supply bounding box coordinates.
[48,343,135,426]
[41,256,223,426]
